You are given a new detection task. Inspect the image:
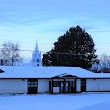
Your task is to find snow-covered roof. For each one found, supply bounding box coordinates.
[0,66,110,78]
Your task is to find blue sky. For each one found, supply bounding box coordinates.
[0,0,110,59]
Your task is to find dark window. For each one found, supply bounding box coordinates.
[70,81,75,86]
[81,79,86,92]
[37,64,39,66]
[28,79,38,87]
[28,81,38,87]
[81,79,86,86]
[37,59,39,62]
[53,81,60,87]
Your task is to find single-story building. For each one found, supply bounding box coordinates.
[0,66,110,94]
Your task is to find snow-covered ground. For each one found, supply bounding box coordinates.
[0,93,110,110]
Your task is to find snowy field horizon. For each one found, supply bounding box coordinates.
[0,92,110,110]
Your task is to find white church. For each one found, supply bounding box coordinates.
[23,42,42,67]
[0,42,110,94]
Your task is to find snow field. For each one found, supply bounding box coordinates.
[0,93,110,110]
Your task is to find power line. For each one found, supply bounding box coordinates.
[0,47,109,57]
[0,48,104,57]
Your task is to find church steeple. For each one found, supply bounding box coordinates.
[32,41,42,67]
[35,41,39,52]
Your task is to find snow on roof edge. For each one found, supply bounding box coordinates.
[0,66,110,78]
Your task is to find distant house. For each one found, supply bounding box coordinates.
[0,66,110,94]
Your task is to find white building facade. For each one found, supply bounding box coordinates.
[0,67,110,94]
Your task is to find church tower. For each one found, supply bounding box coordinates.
[31,42,42,67]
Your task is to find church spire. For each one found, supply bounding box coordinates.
[35,40,39,52]
[31,41,42,67]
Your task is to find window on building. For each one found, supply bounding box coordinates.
[28,81,38,87]
[70,81,74,86]
[37,59,39,62]
[81,79,86,92]
[53,81,60,87]
[28,79,38,87]
[37,64,39,66]
[81,79,86,86]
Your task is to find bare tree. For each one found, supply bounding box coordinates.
[0,41,22,66]
[99,54,110,73]
[89,59,101,73]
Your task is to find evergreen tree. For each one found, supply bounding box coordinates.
[42,25,97,69]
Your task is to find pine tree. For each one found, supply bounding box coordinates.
[42,25,97,69]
